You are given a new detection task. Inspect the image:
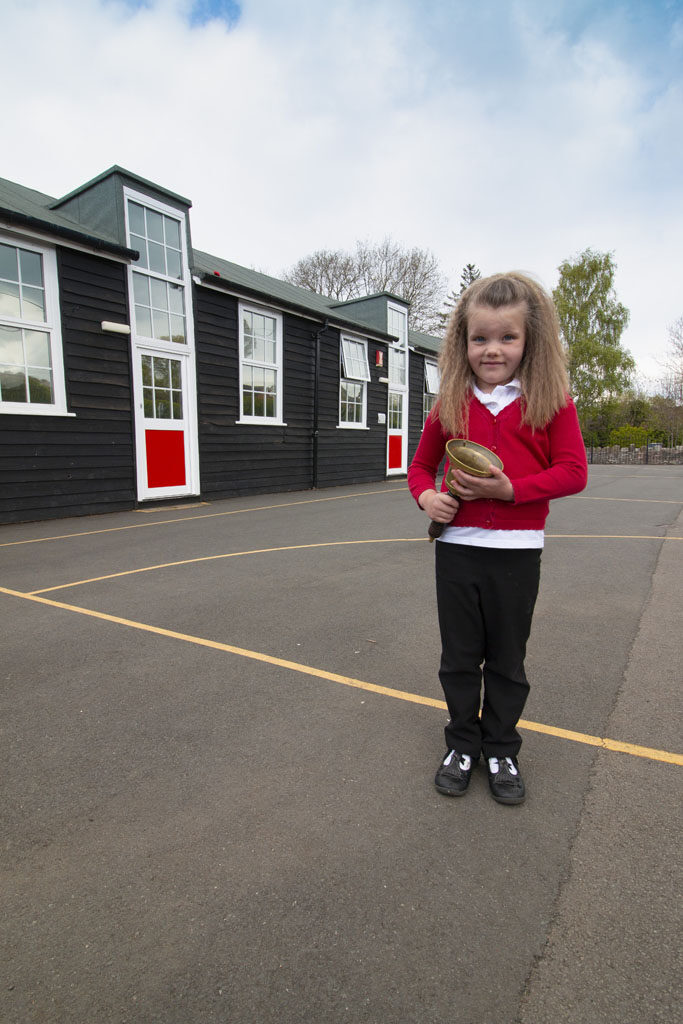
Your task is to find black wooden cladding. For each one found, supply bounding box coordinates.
[0,247,136,523]
[194,286,390,500]
[1,254,412,524]
[408,351,427,462]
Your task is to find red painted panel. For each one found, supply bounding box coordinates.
[145,429,186,488]
[388,434,403,469]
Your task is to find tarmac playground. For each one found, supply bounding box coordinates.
[1,464,681,1024]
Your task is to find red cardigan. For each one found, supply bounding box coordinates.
[408,395,588,530]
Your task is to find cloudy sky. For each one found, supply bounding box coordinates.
[3,0,681,381]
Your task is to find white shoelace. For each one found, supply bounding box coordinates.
[488,756,518,776]
[444,750,472,771]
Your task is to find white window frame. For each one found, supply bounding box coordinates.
[0,234,70,416]
[339,334,370,429]
[424,360,440,423]
[124,188,193,353]
[238,301,285,425]
[387,302,408,388]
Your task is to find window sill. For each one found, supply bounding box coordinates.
[1,406,76,417]
[237,418,287,427]
[337,424,370,430]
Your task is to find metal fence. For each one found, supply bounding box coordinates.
[586,444,683,465]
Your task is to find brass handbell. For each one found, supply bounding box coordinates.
[428,439,504,542]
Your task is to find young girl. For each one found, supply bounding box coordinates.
[408,272,587,805]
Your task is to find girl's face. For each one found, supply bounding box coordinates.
[466,302,527,393]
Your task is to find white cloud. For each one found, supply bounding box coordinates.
[1,0,680,381]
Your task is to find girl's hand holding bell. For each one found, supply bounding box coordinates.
[419,488,461,522]
[450,464,515,502]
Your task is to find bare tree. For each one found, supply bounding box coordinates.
[653,316,683,445]
[283,237,448,334]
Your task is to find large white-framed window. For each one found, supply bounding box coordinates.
[238,302,284,424]
[0,235,69,416]
[339,334,370,428]
[126,196,188,346]
[387,303,408,387]
[424,360,440,423]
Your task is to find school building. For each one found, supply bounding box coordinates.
[0,167,441,524]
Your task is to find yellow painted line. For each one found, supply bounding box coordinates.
[26,532,681,596]
[0,486,408,548]
[1,585,681,768]
[28,538,427,594]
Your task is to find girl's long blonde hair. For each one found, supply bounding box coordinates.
[436,272,569,436]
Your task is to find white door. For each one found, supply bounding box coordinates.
[125,187,200,502]
[133,348,198,500]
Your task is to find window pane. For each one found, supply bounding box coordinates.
[155,390,171,418]
[143,388,154,417]
[147,210,164,243]
[136,305,152,337]
[141,354,152,386]
[168,284,184,315]
[265,393,275,417]
[170,315,185,344]
[153,358,170,387]
[253,337,265,363]
[165,249,182,279]
[150,277,168,310]
[0,366,27,401]
[254,393,264,416]
[28,367,53,403]
[0,280,21,318]
[19,249,43,287]
[153,308,170,341]
[24,330,51,367]
[164,217,181,249]
[172,392,183,419]
[130,235,148,269]
[133,273,149,304]
[243,391,253,416]
[22,286,46,322]
[0,324,23,363]
[148,242,165,274]
[128,202,145,236]
[0,244,18,281]
[170,360,181,389]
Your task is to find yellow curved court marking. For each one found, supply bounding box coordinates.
[26,532,681,596]
[0,487,407,548]
[1,585,681,768]
[28,538,427,594]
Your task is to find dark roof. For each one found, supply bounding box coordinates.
[0,176,137,259]
[51,165,192,210]
[409,329,441,356]
[192,249,399,341]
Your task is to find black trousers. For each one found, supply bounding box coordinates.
[435,542,541,759]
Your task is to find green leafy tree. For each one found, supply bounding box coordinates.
[553,249,634,422]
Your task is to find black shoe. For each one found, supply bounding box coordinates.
[486,756,525,804]
[435,750,475,797]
